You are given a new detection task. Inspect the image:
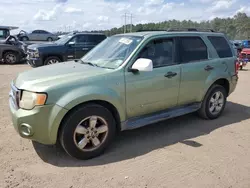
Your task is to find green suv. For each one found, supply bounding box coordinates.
[9,29,239,160]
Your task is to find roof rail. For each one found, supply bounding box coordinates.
[136,29,166,32]
[167,28,215,32]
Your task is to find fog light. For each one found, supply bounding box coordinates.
[19,124,33,136]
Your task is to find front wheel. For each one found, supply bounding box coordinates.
[44,56,61,65]
[198,85,227,119]
[3,52,19,64]
[59,104,116,160]
[47,37,53,41]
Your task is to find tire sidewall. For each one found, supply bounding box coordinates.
[204,85,227,119]
[60,104,116,160]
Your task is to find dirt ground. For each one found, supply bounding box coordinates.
[1,64,250,188]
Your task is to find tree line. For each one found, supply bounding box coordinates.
[56,12,250,40]
[98,12,250,40]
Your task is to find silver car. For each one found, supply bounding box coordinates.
[17,30,59,41]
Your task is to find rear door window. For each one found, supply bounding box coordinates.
[179,37,208,63]
[208,36,233,58]
[86,35,106,44]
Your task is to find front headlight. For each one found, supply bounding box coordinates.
[33,49,40,58]
[19,91,47,110]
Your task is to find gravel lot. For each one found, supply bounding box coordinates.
[1,64,250,188]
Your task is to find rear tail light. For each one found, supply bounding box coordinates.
[235,59,239,74]
[239,53,242,58]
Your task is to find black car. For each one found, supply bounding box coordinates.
[0,35,27,64]
[26,32,107,67]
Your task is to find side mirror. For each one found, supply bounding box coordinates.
[131,58,153,72]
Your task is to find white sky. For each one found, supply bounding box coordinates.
[0,0,249,33]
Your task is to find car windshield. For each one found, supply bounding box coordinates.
[54,33,73,44]
[80,35,143,69]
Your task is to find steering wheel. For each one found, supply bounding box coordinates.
[5,35,18,45]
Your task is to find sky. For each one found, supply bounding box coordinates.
[0,0,250,33]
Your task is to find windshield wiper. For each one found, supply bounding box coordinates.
[75,59,114,69]
[75,59,97,67]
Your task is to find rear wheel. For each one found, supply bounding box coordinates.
[3,51,19,64]
[59,104,116,160]
[44,56,61,65]
[198,85,227,119]
[21,36,29,41]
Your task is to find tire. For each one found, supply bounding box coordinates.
[59,104,116,160]
[198,84,227,120]
[47,37,53,41]
[21,36,29,41]
[3,51,19,64]
[44,56,61,65]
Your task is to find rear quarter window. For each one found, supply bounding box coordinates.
[207,36,233,58]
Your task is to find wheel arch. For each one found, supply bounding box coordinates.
[56,100,122,143]
[201,77,230,101]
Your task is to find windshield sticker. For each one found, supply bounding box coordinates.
[119,38,132,45]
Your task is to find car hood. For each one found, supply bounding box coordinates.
[28,42,59,49]
[14,61,113,92]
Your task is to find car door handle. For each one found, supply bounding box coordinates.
[204,65,214,71]
[164,72,177,78]
[82,48,89,50]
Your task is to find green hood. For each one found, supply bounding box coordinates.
[14,61,112,92]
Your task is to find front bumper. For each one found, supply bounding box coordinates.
[26,57,43,67]
[9,98,68,145]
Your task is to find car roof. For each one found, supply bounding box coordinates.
[116,31,225,38]
[0,26,19,30]
[74,32,106,36]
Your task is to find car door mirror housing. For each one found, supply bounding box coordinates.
[130,58,153,72]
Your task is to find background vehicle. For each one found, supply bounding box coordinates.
[9,28,238,160]
[0,26,18,40]
[26,32,107,67]
[0,35,27,64]
[230,40,242,56]
[238,48,250,70]
[17,30,59,41]
[241,40,250,49]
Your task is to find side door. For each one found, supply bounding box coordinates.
[64,36,78,61]
[40,30,49,41]
[29,30,39,41]
[72,35,90,59]
[125,37,181,118]
[177,36,224,106]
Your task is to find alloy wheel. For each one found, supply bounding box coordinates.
[73,116,109,151]
[5,54,17,64]
[48,59,59,64]
[209,91,224,115]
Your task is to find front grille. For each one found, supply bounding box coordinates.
[27,48,36,58]
[9,83,21,110]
